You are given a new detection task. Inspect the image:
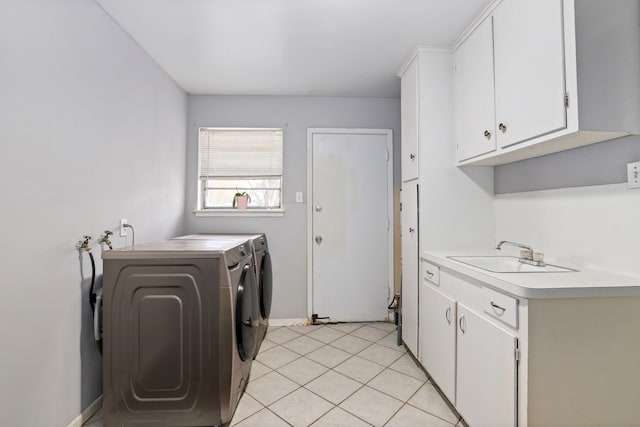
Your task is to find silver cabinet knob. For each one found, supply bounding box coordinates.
[499,123,507,133]
[409,153,415,160]
[409,227,415,233]
[484,130,491,139]
[315,205,322,212]
[315,235,323,245]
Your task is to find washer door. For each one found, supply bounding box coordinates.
[260,251,273,319]
[235,263,259,361]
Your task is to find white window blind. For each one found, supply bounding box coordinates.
[199,128,283,178]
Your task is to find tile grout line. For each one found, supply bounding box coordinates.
[382,402,408,427]
[264,406,295,427]
[251,326,362,419]
[255,324,411,426]
[282,325,395,425]
[261,325,372,426]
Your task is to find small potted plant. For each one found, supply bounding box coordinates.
[232,191,250,210]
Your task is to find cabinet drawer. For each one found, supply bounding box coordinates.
[482,287,518,328]
[423,261,440,285]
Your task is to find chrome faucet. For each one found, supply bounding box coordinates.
[495,240,545,266]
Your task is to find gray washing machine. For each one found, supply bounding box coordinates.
[102,238,259,427]
[173,234,272,356]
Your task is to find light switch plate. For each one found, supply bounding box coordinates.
[295,192,303,203]
[627,162,640,189]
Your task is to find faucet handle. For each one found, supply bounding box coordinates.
[520,249,533,260]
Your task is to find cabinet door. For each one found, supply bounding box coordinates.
[453,17,496,161]
[457,304,517,427]
[419,284,456,402]
[400,181,419,356]
[493,0,566,148]
[401,59,419,181]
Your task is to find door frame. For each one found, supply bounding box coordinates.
[306,128,394,320]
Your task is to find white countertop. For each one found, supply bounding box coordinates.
[422,250,640,299]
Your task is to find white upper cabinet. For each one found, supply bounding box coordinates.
[453,17,497,162]
[454,0,640,166]
[493,0,566,149]
[401,59,419,182]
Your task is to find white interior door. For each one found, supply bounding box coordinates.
[308,129,392,322]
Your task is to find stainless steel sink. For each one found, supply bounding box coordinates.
[447,256,577,273]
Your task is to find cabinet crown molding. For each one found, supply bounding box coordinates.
[451,0,503,51]
[396,46,450,78]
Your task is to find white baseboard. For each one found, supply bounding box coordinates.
[269,318,309,326]
[66,395,102,427]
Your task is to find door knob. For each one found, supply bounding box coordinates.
[315,205,322,212]
[315,235,323,245]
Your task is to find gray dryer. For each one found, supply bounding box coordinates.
[173,234,272,356]
[102,238,259,426]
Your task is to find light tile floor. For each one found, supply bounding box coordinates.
[83,323,465,427]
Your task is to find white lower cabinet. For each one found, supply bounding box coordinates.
[456,304,517,427]
[419,283,456,402]
[420,259,640,426]
[420,263,519,427]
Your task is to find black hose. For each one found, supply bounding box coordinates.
[88,251,96,313]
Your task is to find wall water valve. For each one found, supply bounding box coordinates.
[99,230,114,249]
[77,235,92,252]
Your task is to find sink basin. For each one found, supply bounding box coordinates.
[447,256,577,273]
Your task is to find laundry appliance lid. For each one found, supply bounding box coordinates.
[102,238,249,259]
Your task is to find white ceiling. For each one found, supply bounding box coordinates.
[95,0,491,97]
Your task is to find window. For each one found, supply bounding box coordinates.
[198,127,283,210]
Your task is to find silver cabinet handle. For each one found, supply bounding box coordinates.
[499,123,507,133]
[484,130,491,139]
[459,315,466,333]
[445,307,452,324]
[315,235,323,245]
[409,227,415,233]
[426,270,434,278]
[490,301,506,314]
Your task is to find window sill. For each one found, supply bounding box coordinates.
[193,209,285,218]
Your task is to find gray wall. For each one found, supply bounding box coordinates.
[495,135,640,193]
[185,95,401,319]
[0,1,187,425]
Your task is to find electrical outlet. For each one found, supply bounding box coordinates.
[120,219,128,237]
[296,192,303,203]
[628,162,640,189]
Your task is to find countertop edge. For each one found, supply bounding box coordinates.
[422,251,640,299]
